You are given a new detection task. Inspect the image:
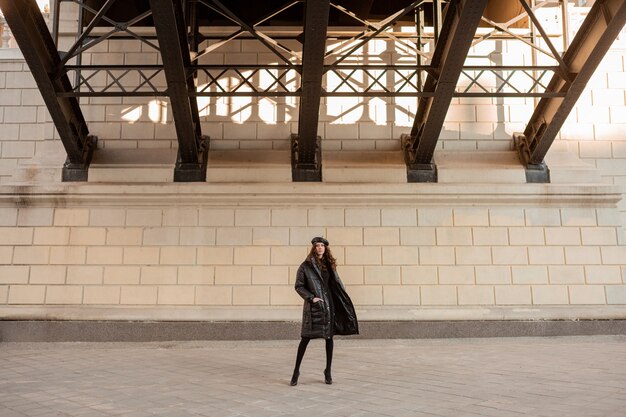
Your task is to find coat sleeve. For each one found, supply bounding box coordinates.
[295,264,315,303]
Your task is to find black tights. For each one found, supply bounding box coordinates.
[293,337,333,373]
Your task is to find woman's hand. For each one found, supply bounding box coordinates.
[312,297,323,303]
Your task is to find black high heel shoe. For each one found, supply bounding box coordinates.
[290,370,299,386]
[324,369,332,385]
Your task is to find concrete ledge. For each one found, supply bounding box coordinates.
[1,320,626,342]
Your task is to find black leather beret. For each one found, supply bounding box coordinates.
[311,236,329,246]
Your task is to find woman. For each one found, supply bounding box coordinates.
[290,237,359,386]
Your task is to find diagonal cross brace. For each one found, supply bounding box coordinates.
[0,0,96,181]
[403,0,489,182]
[292,0,330,182]
[515,0,626,183]
[149,0,209,182]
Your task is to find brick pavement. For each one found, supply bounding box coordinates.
[1,336,625,417]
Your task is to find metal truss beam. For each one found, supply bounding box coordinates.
[515,0,626,183]
[403,0,488,182]
[149,0,209,182]
[0,0,96,181]
[292,0,330,182]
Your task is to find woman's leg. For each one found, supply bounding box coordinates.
[290,337,310,385]
[324,338,333,384]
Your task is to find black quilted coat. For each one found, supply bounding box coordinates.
[295,256,359,339]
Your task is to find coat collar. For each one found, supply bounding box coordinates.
[309,256,323,279]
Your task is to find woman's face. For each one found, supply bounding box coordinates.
[314,242,326,258]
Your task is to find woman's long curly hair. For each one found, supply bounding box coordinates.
[308,244,337,271]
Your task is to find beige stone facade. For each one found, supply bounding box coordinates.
[0,4,624,323]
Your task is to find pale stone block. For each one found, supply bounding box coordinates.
[345,285,383,305]
[104,266,140,284]
[420,286,457,306]
[89,209,126,226]
[1,141,35,158]
[564,246,602,265]
[233,285,270,305]
[251,266,289,285]
[436,227,472,246]
[162,208,198,226]
[345,246,382,265]
[532,286,569,305]
[401,266,438,284]
[438,266,474,284]
[472,227,509,246]
[234,247,270,265]
[195,286,232,305]
[83,286,120,304]
[419,247,455,265]
[418,208,453,226]
[1,227,34,245]
[0,208,18,226]
[525,208,561,226]
[271,246,307,265]
[579,141,612,158]
[381,247,418,265]
[0,247,14,264]
[289,227,327,246]
[338,266,364,285]
[180,227,216,246]
[143,227,180,246]
[455,247,492,265]
[270,286,302,305]
[400,227,435,246]
[157,286,195,305]
[250,227,289,246]
[0,285,7,303]
[544,227,581,245]
[176,266,213,285]
[585,266,622,284]
[197,247,234,265]
[87,247,123,265]
[495,286,532,305]
[492,247,528,265]
[120,286,158,305]
[581,227,618,245]
[606,286,626,304]
[106,228,143,246]
[199,209,235,226]
[560,208,597,226]
[548,266,585,284]
[458,286,494,305]
[569,285,606,304]
[381,208,417,226]
[364,228,399,246]
[271,208,307,226]
[66,266,103,285]
[141,266,177,284]
[0,266,29,284]
[33,227,69,247]
[512,266,549,284]
[123,247,160,265]
[160,247,196,265]
[11,246,50,265]
[475,266,511,284]
[8,285,46,304]
[49,246,86,265]
[216,228,253,245]
[17,208,53,226]
[29,265,66,284]
[308,208,344,226]
[345,208,381,226]
[383,286,420,305]
[597,208,622,226]
[235,209,270,226]
[364,266,401,284]
[215,266,252,285]
[600,247,626,265]
[528,247,565,265]
[327,228,363,245]
[509,227,545,245]
[54,209,90,226]
[453,208,489,226]
[489,208,525,226]
[46,285,83,304]
[69,227,106,245]
[126,209,162,226]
